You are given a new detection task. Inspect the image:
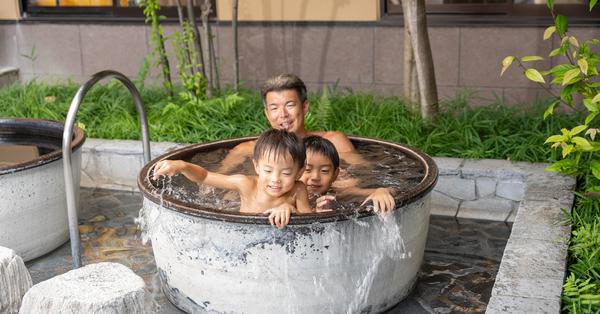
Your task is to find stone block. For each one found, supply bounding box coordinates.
[492,275,564,301]
[432,157,463,175]
[434,176,476,201]
[462,159,525,179]
[475,177,496,198]
[486,295,560,314]
[496,180,524,201]
[457,198,514,221]
[511,200,571,241]
[497,237,567,281]
[0,246,32,314]
[19,262,146,314]
[430,191,459,217]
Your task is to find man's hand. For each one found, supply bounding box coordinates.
[361,188,395,214]
[263,204,294,229]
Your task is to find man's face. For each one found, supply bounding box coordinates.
[264,89,309,135]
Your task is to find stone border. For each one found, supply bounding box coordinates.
[79,139,576,313]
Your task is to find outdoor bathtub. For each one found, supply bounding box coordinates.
[138,136,438,314]
[0,118,85,261]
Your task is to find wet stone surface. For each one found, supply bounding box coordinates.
[26,189,511,314]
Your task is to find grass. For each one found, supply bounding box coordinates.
[0,81,598,312]
[0,81,575,163]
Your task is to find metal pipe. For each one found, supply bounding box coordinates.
[62,70,151,269]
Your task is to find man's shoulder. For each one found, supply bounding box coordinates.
[231,140,256,153]
[310,130,350,141]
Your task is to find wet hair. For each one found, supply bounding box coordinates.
[253,129,306,169]
[261,74,308,105]
[303,136,340,170]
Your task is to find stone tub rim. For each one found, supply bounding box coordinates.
[0,118,86,175]
[137,135,438,225]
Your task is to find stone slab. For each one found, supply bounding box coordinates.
[457,198,514,221]
[430,191,459,217]
[486,295,561,314]
[511,200,571,242]
[496,180,525,201]
[476,177,496,198]
[462,159,525,179]
[431,157,463,175]
[434,176,476,201]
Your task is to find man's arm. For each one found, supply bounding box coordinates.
[216,140,255,174]
[320,131,370,166]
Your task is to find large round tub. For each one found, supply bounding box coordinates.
[138,136,437,314]
[0,118,85,261]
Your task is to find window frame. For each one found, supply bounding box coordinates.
[20,0,213,21]
[382,0,600,26]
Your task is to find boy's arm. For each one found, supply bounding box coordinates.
[294,181,314,214]
[153,160,249,192]
[337,185,396,214]
[216,140,255,174]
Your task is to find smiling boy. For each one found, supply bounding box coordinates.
[152,129,312,228]
[300,136,396,214]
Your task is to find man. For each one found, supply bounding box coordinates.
[219,73,367,173]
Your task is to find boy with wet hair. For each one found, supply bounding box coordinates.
[153,129,312,229]
[300,136,396,214]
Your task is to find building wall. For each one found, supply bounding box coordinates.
[0,21,598,105]
[216,0,380,21]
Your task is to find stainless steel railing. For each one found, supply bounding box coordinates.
[62,70,151,269]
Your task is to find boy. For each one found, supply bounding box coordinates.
[152,129,312,229]
[301,136,396,214]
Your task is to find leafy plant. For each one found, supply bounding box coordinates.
[500,1,600,185]
[140,0,173,97]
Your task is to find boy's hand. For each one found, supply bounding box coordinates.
[315,195,336,212]
[361,188,395,214]
[264,204,293,229]
[152,160,188,180]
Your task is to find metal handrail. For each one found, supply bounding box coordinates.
[62,70,151,269]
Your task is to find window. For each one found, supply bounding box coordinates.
[384,0,599,24]
[22,0,213,19]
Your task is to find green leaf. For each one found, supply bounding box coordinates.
[547,0,555,10]
[562,68,581,85]
[545,159,578,175]
[521,56,544,62]
[555,15,568,37]
[593,93,600,103]
[585,112,599,125]
[549,48,561,57]
[500,56,515,76]
[591,0,598,11]
[571,125,587,136]
[543,26,556,40]
[578,58,589,74]
[584,99,599,112]
[571,136,593,150]
[545,134,565,143]
[525,68,546,83]
[562,144,574,158]
[591,161,600,180]
[568,36,579,47]
[544,100,560,119]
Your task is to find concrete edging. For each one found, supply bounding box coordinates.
[79,138,576,313]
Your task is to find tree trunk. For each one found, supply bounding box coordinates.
[232,0,239,91]
[203,0,220,92]
[200,0,213,97]
[187,0,208,94]
[402,0,439,122]
[403,22,419,110]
